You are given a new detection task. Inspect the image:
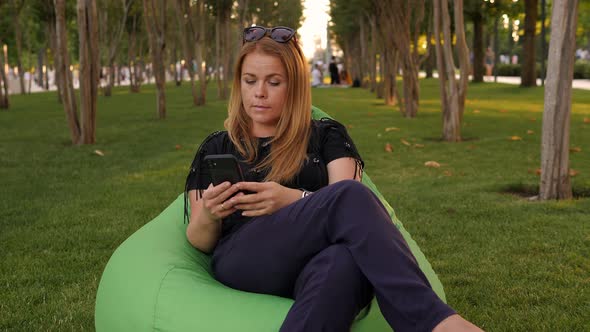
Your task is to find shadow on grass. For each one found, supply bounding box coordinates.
[422,136,480,142]
[501,182,590,199]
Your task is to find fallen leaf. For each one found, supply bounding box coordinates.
[401,139,411,146]
[535,168,542,175]
[500,109,508,113]
[385,127,400,132]
[175,144,182,150]
[347,124,354,129]
[414,144,425,148]
[443,170,453,176]
[385,143,393,153]
[473,110,481,114]
[424,161,441,168]
[367,112,375,117]
[527,130,534,135]
[570,147,582,153]
[509,136,523,141]
[569,169,579,177]
[467,145,477,150]
[584,117,590,124]
[530,118,537,122]
[94,150,105,157]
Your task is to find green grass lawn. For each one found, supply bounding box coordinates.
[1,80,589,331]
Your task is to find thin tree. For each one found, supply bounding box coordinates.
[215,0,232,100]
[10,0,26,95]
[174,0,200,106]
[101,0,134,97]
[465,1,485,83]
[521,0,538,87]
[77,0,100,144]
[433,0,470,142]
[0,37,9,109]
[374,0,423,118]
[539,0,579,200]
[54,0,81,144]
[143,0,167,118]
[126,1,143,93]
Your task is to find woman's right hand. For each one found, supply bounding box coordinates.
[200,182,242,223]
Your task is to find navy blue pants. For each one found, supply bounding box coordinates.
[211,180,455,332]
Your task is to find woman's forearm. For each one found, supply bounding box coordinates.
[186,207,222,254]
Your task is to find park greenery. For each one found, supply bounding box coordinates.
[1,0,589,330]
[1,81,589,330]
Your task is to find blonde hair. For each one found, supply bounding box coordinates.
[224,35,311,185]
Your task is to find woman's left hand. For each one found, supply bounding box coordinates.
[227,181,301,217]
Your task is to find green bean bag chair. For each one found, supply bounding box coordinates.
[95,106,447,331]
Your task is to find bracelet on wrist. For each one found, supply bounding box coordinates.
[300,190,313,198]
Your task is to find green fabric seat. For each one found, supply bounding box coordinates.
[95,106,447,331]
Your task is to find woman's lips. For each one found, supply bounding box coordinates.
[252,105,270,111]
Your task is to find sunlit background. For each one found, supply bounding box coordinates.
[298,0,331,61]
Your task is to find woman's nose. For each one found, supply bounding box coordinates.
[254,82,266,98]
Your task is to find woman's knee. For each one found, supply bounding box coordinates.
[320,244,358,273]
[329,179,377,207]
[331,179,371,197]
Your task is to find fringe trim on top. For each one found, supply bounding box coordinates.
[184,131,223,224]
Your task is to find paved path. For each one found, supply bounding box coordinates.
[5,73,590,95]
[482,75,590,90]
[426,72,590,90]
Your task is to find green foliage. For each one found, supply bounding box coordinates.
[574,60,590,79]
[496,60,590,79]
[1,81,589,330]
[246,0,304,30]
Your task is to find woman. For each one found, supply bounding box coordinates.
[485,47,495,77]
[185,26,483,332]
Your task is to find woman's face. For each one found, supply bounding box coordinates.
[240,50,288,137]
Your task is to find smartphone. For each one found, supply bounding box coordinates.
[203,154,245,186]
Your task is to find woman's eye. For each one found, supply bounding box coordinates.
[269,81,280,86]
[244,79,255,85]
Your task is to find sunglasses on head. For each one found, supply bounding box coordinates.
[243,26,296,44]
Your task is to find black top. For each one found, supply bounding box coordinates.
[185,118,364,237]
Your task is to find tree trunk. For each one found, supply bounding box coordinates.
[359,16,368,88]
[12,1,26,95]
[143,0,167,119]
[128,14,141,93]
[173,43,181,86]
[368,13,378,92]
[47,18,63,103]
[0,41,8,109]
[376,51,384,99]
[104,62,114,96]
[221,5,231,99]
[539,0,578,200]
[195,0,207,105]
[215,4,222,98]
[54,0,81,144]
[383,49,399,106]
[521,0,538,87]
[216,2,231,100]
[105,0,132,97]
[77,0,100,144]
[0,70,5,109]
[425,40,435,78]
[174,0,200,106]
[374,0,422,118]
[472,11,484,83]
[37,49,44,88]
[434,0,469,142]
[401,51,419,117]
